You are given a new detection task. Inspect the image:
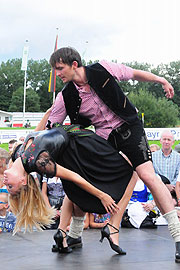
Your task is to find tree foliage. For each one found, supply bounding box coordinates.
[0,57,180,127]
[128,89,179,128]
[9,87,40,112]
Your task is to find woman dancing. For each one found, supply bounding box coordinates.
[4,109,137,254]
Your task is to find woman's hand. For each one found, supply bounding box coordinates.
[100,193,119,214]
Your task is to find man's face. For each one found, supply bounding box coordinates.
[160,133,174,152]
[55,60,77,83]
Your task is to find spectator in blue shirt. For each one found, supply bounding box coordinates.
[152,130,180,193]
[0,192,16,233]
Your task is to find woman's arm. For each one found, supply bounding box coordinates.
[55,164,119,214]
[35,106,53,131]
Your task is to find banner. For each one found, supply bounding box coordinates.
[145,128,180,140]
[48,34,58,92]
[21,41,29,71]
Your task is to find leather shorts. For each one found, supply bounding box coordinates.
[108,121,152,169]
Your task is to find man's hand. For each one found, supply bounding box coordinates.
[162,80,174,99]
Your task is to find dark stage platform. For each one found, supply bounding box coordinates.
[0,226,179,270]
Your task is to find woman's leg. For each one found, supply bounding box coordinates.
[57,195,74,247]
[108,171,138,245]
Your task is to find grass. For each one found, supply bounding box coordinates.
[0,127,35,130]
[149,140,180,150]
[0,143,9,151]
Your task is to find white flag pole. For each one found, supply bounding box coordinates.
[21,40,29,127]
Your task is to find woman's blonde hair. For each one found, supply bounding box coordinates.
[9,174,56,235]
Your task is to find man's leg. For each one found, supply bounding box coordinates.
[67,204,86,248]
[136,161,180,263]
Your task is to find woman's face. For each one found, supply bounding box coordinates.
[3,166,26,195]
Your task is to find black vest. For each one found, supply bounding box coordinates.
[62,63,139,127]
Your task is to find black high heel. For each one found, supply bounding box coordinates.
[100,223,126,255]
[53,229,72,253]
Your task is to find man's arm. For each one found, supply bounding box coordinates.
[100,60,174,99]
[48,92,67,126]
[132,69,174,99]
[35,107,53,131]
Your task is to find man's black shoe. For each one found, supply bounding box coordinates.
[175,242,180,263]
[67,236,83,249]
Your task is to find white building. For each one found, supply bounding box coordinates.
[0,110,13,127]
[0,111,70,127]
[0,111,70,143]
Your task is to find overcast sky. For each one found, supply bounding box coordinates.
[1,0,180,66]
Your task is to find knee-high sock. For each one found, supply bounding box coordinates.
[163,210,180,242]
[68,216,85,239]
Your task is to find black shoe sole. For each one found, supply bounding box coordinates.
[52,245,59,252]
[69,242,83,249]
[175,258,180,263]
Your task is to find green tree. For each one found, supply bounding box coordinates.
[163,61,180,111]
[128,89,179,128]
[27,59,64,111]
[0,59,24,111]
[9,87,40,112]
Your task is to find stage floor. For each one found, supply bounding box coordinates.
[0,226,179,270]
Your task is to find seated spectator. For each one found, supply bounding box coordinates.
[0,175,7,193]
[121,177,158,229]
[19,136,25,142]
[150,140,178,207]
[0,148,10,193]
[8,139,17,154]
[89,212,110,228]
[42,176,65,229]
[0,148,10,172]
[0,192,16,233]
[150,144,160,153]
[152,130,180,192]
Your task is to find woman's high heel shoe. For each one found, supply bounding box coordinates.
[100,223,126,255]
[53,229,72,253]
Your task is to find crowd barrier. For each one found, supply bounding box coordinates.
[0,127,180,144]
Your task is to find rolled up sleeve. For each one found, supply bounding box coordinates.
[48,92,67,125]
